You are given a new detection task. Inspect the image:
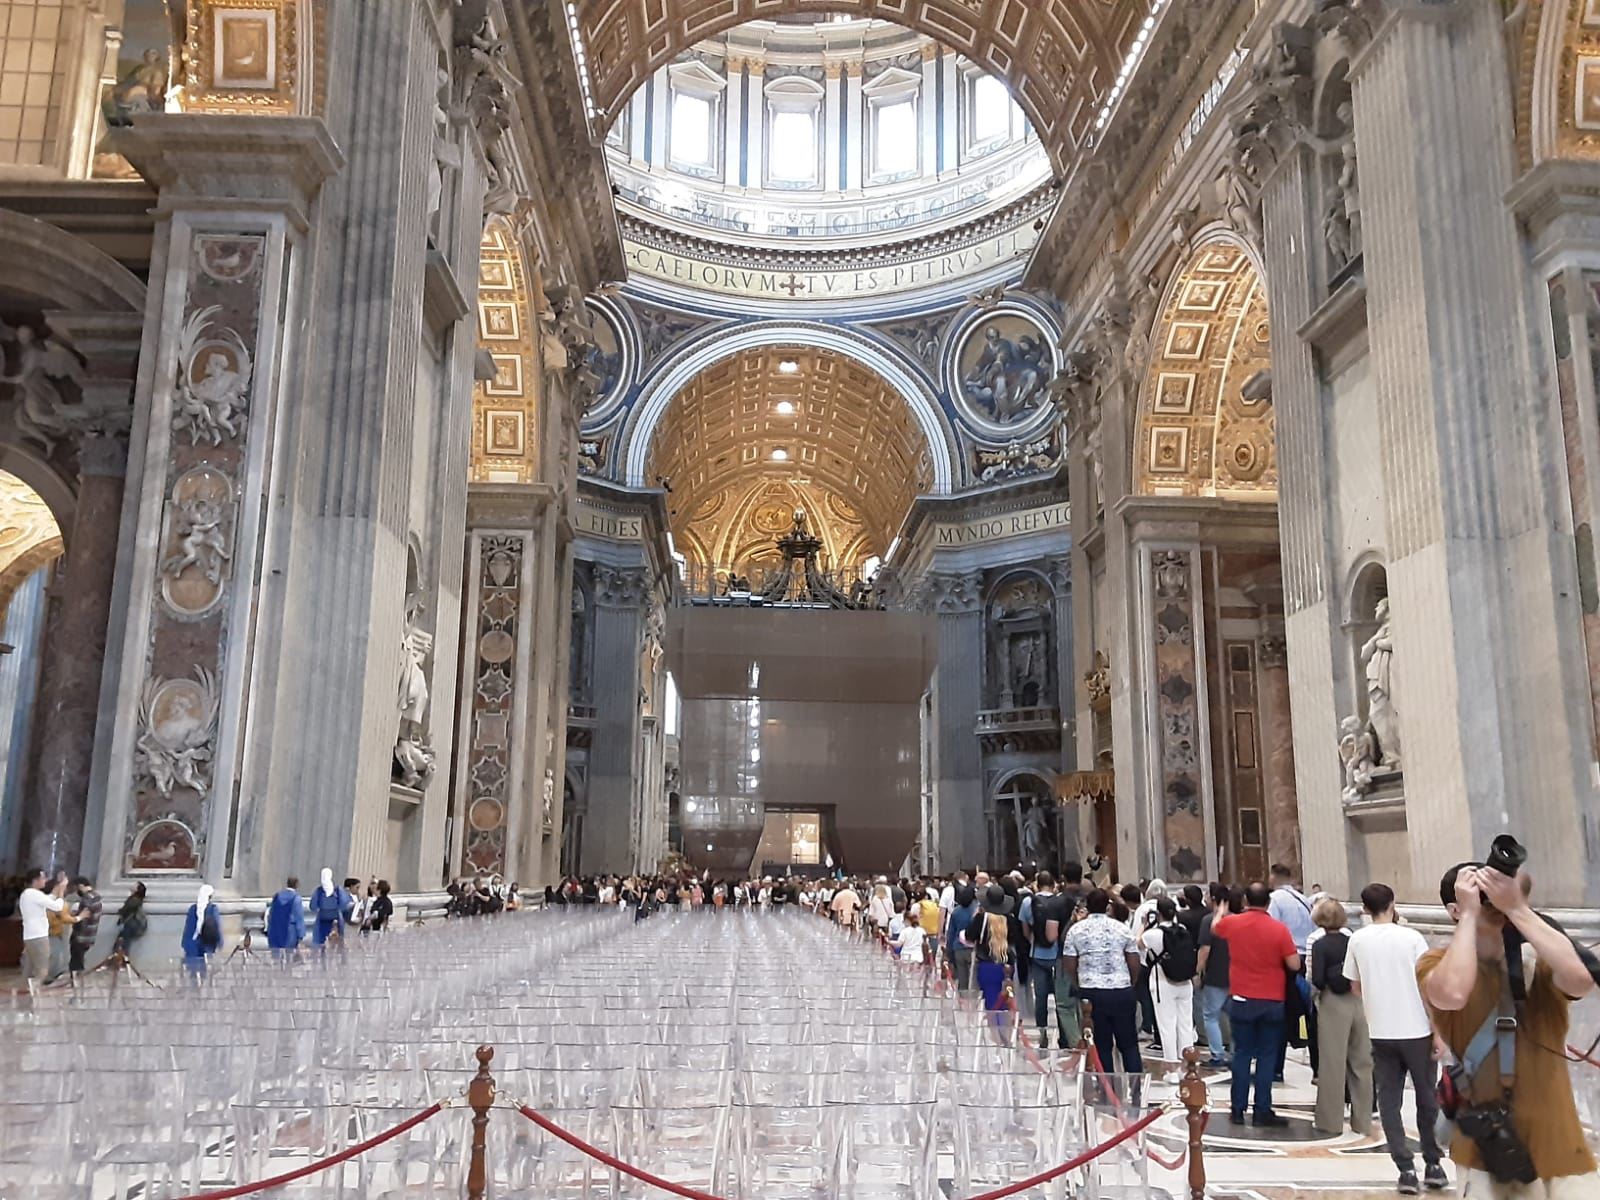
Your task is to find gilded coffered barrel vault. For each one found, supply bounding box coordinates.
[472,220,540,483]
[646,346,932,579]
[1133,237,1274,499]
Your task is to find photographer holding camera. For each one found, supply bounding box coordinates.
[1419,845,1598,1198]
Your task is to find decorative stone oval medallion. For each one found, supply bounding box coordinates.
[945,302,1059,440]
[159,466,236,617]
[581,295,635,425]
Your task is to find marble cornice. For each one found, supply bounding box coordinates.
[1507,158,1600,267]
[467,481,556,528]
[1117,494,1282,543]
[503,0,625,287]
[1297,273,1368,363]
[619,181,1056,273]
[108,115,344,231]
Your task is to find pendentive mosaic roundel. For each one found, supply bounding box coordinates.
[582,296,633,422]
[946,304,1058,438]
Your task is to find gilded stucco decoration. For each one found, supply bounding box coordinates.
[1539,0,1600,163]
[1133,240,1276,500]
[472,221,539,484]
[182,0,310,116]
[570,0,1158,159]
[648,346,931,578]
[0,470,63,616]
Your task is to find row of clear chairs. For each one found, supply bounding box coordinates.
[3,909,1155,1199]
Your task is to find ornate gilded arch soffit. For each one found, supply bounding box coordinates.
[647,346,933,575]
[1132,239,1274,500]
[568,0,1159,165]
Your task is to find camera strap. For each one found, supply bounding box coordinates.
[1455,958,1518,1097]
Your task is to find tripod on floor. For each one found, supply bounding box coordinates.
[82,945,162,993]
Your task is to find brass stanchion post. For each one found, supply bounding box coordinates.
[466,1044,496,1200]
[1178,1046,1209,1199]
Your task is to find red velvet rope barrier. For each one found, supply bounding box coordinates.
[1568,1042,1600,1069]
[167,1102,445,1200]
[1084,1042,1195,1171]
[515,1101,1164,1200]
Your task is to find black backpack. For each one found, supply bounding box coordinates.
[1156,921,1198,983]
[1323,931,1352,995]
[1030,893,1067,949]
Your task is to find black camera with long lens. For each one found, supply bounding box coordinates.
[1486,834,1528,878]
[1454,1103,1538,1185]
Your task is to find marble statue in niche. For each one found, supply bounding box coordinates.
[961,324,1050,423]
[427,67,462,244]
[1021,799,1052,861]
[1360,596,1400,767]
[0,322,87,454]
[990,576,1053,709]
[394,589,437,789]
[134,667,221,800]
[174,306,253,446]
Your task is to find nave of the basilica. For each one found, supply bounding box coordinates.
[3,0,1600,1195]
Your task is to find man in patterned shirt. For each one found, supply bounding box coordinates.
[1062,888,1143,1073]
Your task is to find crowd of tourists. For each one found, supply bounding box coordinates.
[541,853,1597,1199]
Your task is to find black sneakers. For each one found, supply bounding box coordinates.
[1397,1169,1420,1195]
[1423,1163,1449,1191]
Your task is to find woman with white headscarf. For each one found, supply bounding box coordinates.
[181,883,222,978]
[309,868,348,947]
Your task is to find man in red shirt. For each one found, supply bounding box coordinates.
[1214,882,1301,1126]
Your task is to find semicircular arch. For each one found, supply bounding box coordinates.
[0,210,145,313]
[623,320,957,494]
[1132,232,1275,500]
[573,0,1155,167]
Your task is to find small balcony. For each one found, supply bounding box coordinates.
[975,706,1061,753]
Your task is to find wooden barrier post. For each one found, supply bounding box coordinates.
[466,1044,497,1200]
[1178,1046,1209,1199]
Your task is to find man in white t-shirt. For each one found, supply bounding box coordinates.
[1344,882,1445,1195]
[17,867,67,985]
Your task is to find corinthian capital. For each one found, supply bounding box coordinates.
[925,570,983,615]
[592,564,652,609]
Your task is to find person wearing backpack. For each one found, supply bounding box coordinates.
[266,876,307,960]
[1138,896,1198,1073]
[181,882,223,979]
[1310,897,1373,1136]
[309,868,350,947]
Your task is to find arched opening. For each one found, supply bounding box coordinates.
[571,2,1154,165]
[647,344,934,594]
[1133,236,1275,499]
[0,470,63,864]
[471,219,541,484]
[987,769,1056,871]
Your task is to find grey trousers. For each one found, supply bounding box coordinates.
[1314,990,1373,1134]
[1372,1035,1443,1172]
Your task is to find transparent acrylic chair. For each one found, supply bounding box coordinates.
[835,1101,935,1200]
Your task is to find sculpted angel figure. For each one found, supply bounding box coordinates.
[162,495,232,585]
[0,322,86,454]
[1338,714,1377,803]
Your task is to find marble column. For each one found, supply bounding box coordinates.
[929,570,984,868]
[1139,544,1211,882]
[1256,136,1350,895]
[582,564,649,874]
[1255,630,1301,876]
[1353,0,1590,885]
[746,60,767,190]
[22,432,127,874]
[725,59,747,189]
[452,487,540,877]
[98,116,342,898]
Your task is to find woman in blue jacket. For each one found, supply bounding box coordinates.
[181,883,222,978]
[265,876,306,959]
[309,868,349,947]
